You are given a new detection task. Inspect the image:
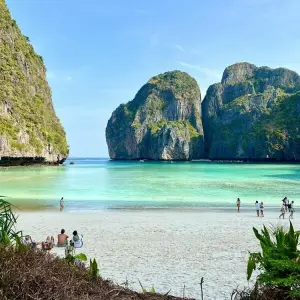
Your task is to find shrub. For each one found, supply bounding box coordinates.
[234,222,300,300]
[0,200,22,244]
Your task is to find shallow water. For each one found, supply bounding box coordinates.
[1,158,300,210]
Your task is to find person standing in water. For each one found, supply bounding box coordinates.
[236,198,241,212]
[255,201,260,217]
[60,197,64,212]
[260,202,264,217]
[279,202,286,219]
[289,201,295,219]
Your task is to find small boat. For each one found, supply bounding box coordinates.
[140,159,145,162]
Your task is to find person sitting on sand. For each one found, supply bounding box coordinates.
[42,236,55,250]
[23,235,38,247]
[279,203,286,219]
[236,198,241,213]
[260,202,264,217]
[255,201,260,217]
[289,201,295,219]
[57,229,69,247]
[71,230,83,248]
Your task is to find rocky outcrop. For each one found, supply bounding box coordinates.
[202,62,300,161]
[106,71,204,160]
[0,0,68,165]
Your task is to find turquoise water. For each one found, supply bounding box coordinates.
[1,158,300,209]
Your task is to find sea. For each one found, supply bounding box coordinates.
[1,157,300,211]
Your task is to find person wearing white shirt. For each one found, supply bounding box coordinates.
[255,201,260,217]
[71,230,83,248]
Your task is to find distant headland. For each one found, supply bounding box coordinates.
[106,63,300,162]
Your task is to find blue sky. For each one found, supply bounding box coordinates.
[6,0,300,157]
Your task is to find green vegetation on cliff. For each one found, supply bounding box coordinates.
[244,91,300,154]
[150,120,200,139]
[0,0,68,161]
[202,62,300,160]
[106,70,204,160]
[147,71,200,103]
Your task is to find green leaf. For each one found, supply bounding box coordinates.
[138,279,147,293]
[164,289,171,296]
[247,257,256,281]
[74,253,87,261]
[89,258,100,278]
[1,229,11,245]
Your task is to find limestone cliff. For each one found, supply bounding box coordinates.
[202,62,300,160]
[106,71,204,160]
[0,0,68,165]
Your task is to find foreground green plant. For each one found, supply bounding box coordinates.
[89,258,100,278]
[138,280,156,293]
[247,222,300,297]
[65,252,87,265]
[0,200,22,244]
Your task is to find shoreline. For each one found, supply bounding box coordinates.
[8,200,287,212]
[2,157,300,167]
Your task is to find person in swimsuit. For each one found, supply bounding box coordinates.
[279,203,286,219]
[289,201,295,219]
[236,198,241,213]
[60,197,64,211]
[260,202,264,217]
[42,236,55,250]
[57,229,69,247]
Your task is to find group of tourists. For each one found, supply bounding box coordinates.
[255,201,264,217]
[236,197,295,219]
[23,229,83,251]
[279,196,295,219]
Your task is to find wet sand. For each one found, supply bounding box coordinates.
[16,209,298,300]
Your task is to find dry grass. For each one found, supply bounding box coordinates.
[0,245,193,300]
[231,285,299,300]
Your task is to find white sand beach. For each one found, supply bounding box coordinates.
[16,209,299,300]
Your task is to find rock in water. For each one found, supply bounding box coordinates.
[106,71,204,160]
[202,62,300,161]
[0,0,68,166]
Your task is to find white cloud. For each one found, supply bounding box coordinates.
[175,44,184,52]
[178,62,222,80]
